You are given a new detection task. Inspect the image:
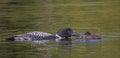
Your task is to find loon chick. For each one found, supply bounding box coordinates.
[6,28,79,42]
[81,32,102,40]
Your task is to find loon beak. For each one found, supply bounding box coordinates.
[71,32,80,37]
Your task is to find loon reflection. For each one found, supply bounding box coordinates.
[56,37,102,45]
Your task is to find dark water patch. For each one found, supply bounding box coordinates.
[0,41,35,58]
[0,0,35,5]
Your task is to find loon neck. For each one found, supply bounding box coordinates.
[56,34,62,39]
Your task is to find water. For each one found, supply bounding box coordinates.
[0,0,120,58]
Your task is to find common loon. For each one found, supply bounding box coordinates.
[80,32,102,40]
[6,28,80,42]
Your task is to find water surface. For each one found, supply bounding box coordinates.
[0,0,120,58]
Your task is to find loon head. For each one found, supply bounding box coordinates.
[56,28,80,39]
[84,32,91,36]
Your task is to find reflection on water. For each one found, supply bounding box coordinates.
[56,38,102,45]
[0,0,120,58]
[0,36,120,58]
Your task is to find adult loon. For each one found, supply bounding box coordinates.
[6,28,80,42]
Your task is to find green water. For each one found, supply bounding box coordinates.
[0,0,120,58]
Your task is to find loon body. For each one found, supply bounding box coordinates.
[6,28,79,42]
[81,32,102,40]
[6,32,57,42]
